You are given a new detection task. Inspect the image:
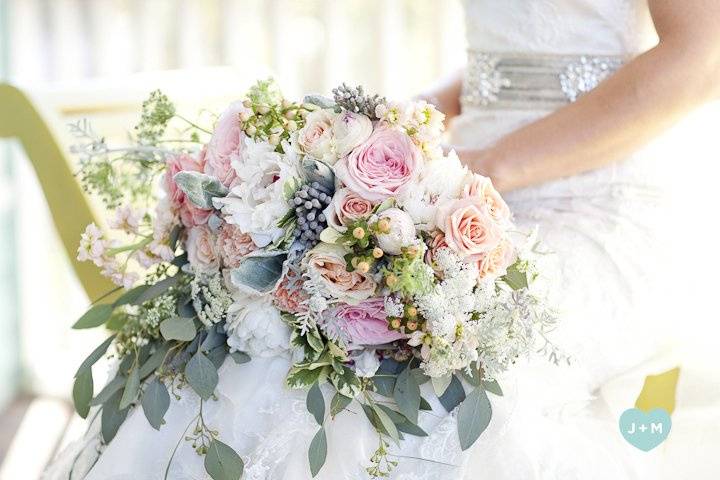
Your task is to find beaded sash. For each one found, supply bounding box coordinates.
[461,50,625,110]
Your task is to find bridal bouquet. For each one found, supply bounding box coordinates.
[71,79,558,479]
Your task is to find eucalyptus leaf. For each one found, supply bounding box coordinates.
[308,428,327,477]
[419,396,433,411]
[482,379,504,397]
[113,284,151,307]
[206,345,228,369]
[185,351,218,400]
[230,254,287,294]
[73,304,114,329]
[396,420,428,437]
[201,326,227,352]
[101,389,129,444]
[439,374,466,412]
[372,404,400,442]
[394,367,420,425]
[142,379,170,430]
[133,275,180,305]
[139,343,172,378]
[230,351,251,365]
[457,387,492,450]
[174,171,229,209]
[329,392,353,418]
[73,369,93,418]
[205,439,244,480]
[306,383,325,426]
[160,316,197,341]
[119,365,140,410]
[90,375,126,406]
[75,335,116,377]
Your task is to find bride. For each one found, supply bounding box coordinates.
[45,0,720,479]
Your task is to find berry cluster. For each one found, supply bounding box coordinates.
[332,83,386,120]
[292,182,332,247]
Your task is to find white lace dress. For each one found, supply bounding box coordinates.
[45,1,675,479]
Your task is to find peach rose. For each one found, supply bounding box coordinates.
[186,225,220,273]
[273,269,309,314]
[216,223,257,269]
[325,188,374,232]
[477,237,515,279]
[463,174,511,225]
[437,197,502,262]
[305,243,376,304]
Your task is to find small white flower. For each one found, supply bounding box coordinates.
[353,350,380,378]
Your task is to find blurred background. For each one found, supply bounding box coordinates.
[1,0,719,478]
[0,0,466,477]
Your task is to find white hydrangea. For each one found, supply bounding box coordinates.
[225,295,292,358]
[213,138,298,247]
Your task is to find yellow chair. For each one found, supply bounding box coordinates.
[0,83,115,300]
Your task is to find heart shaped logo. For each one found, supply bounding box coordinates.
[619,408,671,451]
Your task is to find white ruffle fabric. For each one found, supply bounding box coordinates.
[44,0,690,478]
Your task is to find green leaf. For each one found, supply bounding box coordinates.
[75,335,116,377]
[139,343,172,378]
[328,366,362,398]
[419,396,432,411]
[142,379,170,430]
[457,387,492,450]
[502,262,528,290]
[329,392,353,418]
[174,171,229,209]
[482,379,504,397]
[160,316,197,341]
[112,284,151,307]
[431,374,452,396]
[204,439,244,480]
[73,304,114,329]
[90,375,126,406]
[185,352,218,400]
[439,374,466,412]
[230,351,250,365]
[308,428,327,477]
[101,389,130,443]
[372,374,396,397]
[206,345,228,369]
[133,275,180,305]
[229,254,287,294]
[372,404,400,442]
[393,367,420,425]
[396,419,428,437]
[286,365,328,390]
[119,365,140,410]
[306,383,325,426]
[73,369,93,418]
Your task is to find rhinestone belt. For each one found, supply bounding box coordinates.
[461,50,625,110]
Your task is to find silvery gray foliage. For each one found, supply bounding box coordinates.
[300,157,335,192]
[230,252,288,294]
[173,171,229,209]
[303,94,336,109]
[332,83,386,120]
[292,182,332,248]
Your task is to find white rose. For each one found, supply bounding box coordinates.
[332,111,372,157]
[225,296,292,358]
[375,208,418,255]
[296,109,336,163]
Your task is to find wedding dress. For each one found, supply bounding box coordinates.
[45,1,675,479]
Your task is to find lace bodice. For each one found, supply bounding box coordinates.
[463,0,657,56]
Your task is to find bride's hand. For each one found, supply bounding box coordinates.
[453,146,514,192]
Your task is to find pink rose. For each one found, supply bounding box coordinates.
[205,101,248,187]
[165,151,213,228]
[335,126,422,202]
[186,225,220,273]
[438,197,502,261]
[216,223,257,269]
[477,237,516,279]
[325,188,374,231]
[331,298,405,347]
[463,174,511,225]
[305,243,376,304]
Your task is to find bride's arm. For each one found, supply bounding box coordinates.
[456,0,720,192]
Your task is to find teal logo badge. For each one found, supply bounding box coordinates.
[619,408,671,451]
